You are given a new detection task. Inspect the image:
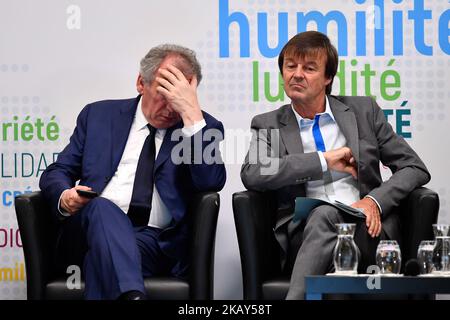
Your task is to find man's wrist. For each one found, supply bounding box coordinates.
[58,189,71,217]
[181,108,203,127]
[365,195,382,215]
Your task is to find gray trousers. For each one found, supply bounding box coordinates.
[285,205,385,300]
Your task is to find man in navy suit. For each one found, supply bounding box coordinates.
[39,44,226,300]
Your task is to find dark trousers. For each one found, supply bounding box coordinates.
[55,197,179,300]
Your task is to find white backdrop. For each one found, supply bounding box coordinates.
[0,0,449,299]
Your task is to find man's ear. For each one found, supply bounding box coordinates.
[325,76,332,86]
[136,74,145,94]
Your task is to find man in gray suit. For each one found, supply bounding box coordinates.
[241,31,430,299]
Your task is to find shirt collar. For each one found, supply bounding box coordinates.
[291,96,336,127]
[136,98,166,138]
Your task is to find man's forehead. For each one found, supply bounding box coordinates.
[284,49,327,64]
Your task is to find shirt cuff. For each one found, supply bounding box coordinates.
[58,189,71,217]
[181,119,206,137]
[317,151,328,172]
[365,195,383,215]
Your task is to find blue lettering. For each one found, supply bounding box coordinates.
[383,109,394,122]
[355,10,366,56]
[374,0,385,56]
[408,0,433,55]
[392,0,404,55]
[393,10,404,55]
[297,10,348,56]
[2,191,12,206]
[219,0,250,57]
[218,0,447,58]
[396,109,411,138]
[439,9,450,54]
[257,12,289,58]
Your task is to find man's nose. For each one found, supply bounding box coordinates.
[293,65,304,79]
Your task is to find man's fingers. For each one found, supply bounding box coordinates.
[342,147,353,158]
[351,167,358,179]
[158,68,179,84]
[373,221,379,238]
[365,210,371,228]
[345,165,358,179]
[67,198,89,214]
[369,215,377,237]
[366,212,374,237]
[75,185,92,191]
[65,186,92,213]
[165,65,187,82]
[376,217,382,237]
[155,76,175,91]
[156,85,171,97]
[368,212,381,238]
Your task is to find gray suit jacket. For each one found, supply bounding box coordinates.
[241,95,430,267]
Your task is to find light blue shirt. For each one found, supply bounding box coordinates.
[291,96,361,206]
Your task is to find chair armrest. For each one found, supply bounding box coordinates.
[188,192,220,300]
[233,190,279,300]
[14,191,56,300]
[401,187,439,261]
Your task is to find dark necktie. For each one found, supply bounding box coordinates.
[127,124,156,227]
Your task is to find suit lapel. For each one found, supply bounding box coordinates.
[328,96,360,165]
[110,97,139,174]
[279,104,304,155]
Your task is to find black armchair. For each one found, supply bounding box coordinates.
[15,191,220,300]
[233,187,439,300]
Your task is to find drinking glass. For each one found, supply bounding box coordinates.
[417,240,435,274]
[376,240,402,274]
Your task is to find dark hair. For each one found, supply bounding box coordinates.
[278,31,338,94]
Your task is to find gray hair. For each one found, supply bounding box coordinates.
[139,44,202,84]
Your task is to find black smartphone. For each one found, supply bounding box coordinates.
[76,189,99,199]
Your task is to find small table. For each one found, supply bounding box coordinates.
[305,274,450,300]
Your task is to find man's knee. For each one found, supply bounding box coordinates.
[306,205,342,227]
[79,197,122,220]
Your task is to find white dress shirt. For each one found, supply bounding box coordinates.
[291,96,363,206]
[60,100,206,228]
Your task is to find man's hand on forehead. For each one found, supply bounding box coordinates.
[159,63,194,82]
[155,64,203,126]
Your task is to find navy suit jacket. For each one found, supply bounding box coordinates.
[39,96,226,267]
